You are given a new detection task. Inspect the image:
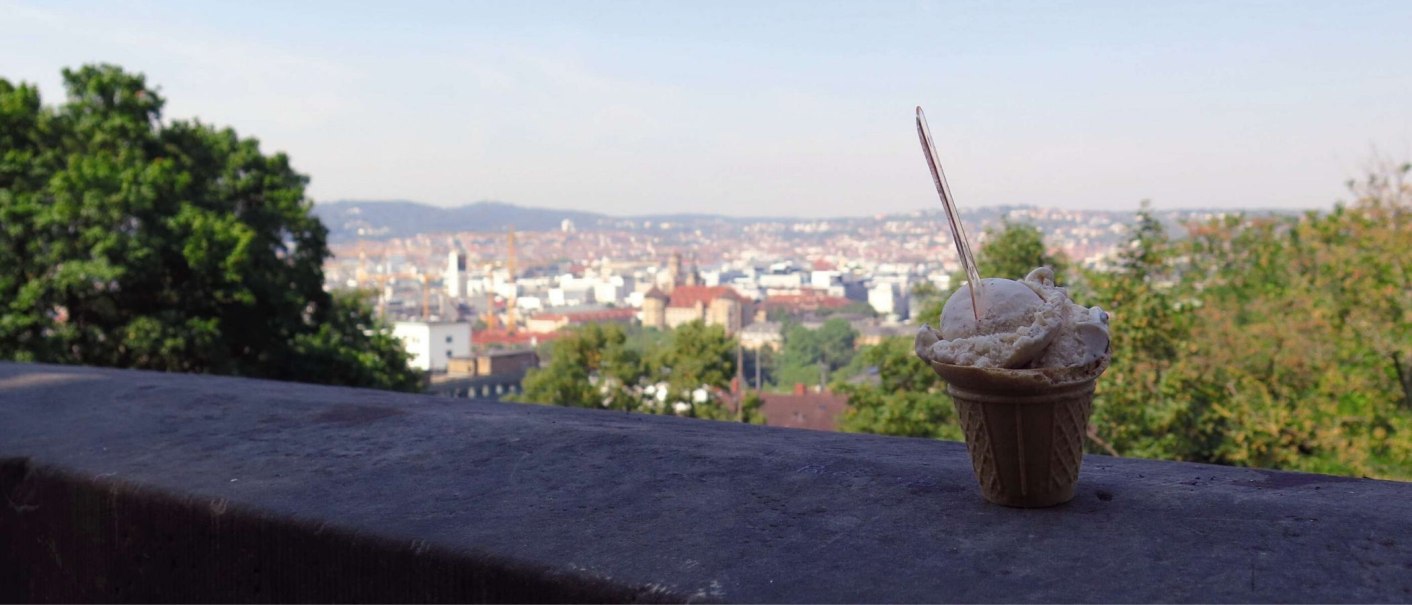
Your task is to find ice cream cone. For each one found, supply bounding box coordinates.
[927,353,1109,508]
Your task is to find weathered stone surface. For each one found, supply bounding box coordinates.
[2,361,1410,603]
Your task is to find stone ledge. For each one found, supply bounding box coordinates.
[2,361,1411,603]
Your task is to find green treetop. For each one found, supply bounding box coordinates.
[517,321,743,419]
[647,320,737,415]
[0,65,419,391]
[974,221,1069,282]
[773,318,857,390]
[516,322,643,411]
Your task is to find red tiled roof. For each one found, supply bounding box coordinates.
[761,292,852,311]
[474,328,562,348]
[666,285,743,309]
[758,392,849,432]
[810,259,836,271]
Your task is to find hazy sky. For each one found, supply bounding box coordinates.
[5,1,1411,217]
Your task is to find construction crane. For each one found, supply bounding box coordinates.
[482,291,499,330]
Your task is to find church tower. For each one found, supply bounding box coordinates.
[666,251,685,293]
[684,254,702,287]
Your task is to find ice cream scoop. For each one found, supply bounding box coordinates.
[916,267,1109,369]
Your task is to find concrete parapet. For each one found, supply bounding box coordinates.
[2,362,1410,602]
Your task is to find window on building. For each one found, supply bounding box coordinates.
[446,335,453,343]
[446,349,453,359]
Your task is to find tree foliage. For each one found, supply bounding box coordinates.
[0,65,419,391]
[515,321,751,421]
[834,337,961,439]
[773,318,857,390]
[648,320,738,409]
[1110,174,1412,478]
[975,221,1069,282]
[1083,204,1193,458]
[517,322,643,410]
[848,172,1412,480]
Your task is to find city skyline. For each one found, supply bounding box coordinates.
[5,1,1411,217]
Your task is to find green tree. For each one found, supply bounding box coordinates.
[835,336,961,439]
[516,322,643,410]
[974,221,1069,282]
[693,389,768,424]
[1154,173,1412,478]
[0,65,418,391]
[519,320,745,420]
[773,318,857,389]
[910,281,946,329]
[1084,204,1192,458]
[1078,183,1412,480]
[649,320,737,415]
[739,390,767,425]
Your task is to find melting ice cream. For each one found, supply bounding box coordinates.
[915,267,1109,369]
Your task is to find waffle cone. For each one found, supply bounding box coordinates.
[927,354,1109,508]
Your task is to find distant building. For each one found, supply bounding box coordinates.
[433,348,540,399]
[759,272,806,290]
[445,251,466,298]
[526,308,638,333]
[810,270,842,289]
[473,327,561,349]
[657,251,701,292]
[591,275,632,306]
[758,385,850,431]
[641,287,669,327]
[393,321,472,372]
[738,321,783,351]
[759,291,853,318]
[447,349,540,378]
[547,285,594,307]
[856,324,916,347]
[476,349,539,377]
[639,252,748,333]
[868,283,908,320]
[641,285,750,334]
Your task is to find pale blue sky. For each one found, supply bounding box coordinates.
[4,1,1410,216]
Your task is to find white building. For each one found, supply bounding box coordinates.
[592,275,631,306]
[868,283,909,320]
[810,270,842,289]
[393,321,472,372]
[548,286,594,307]
[739,321,784,351]
[759,272,805,289]
[445,251,466,298]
